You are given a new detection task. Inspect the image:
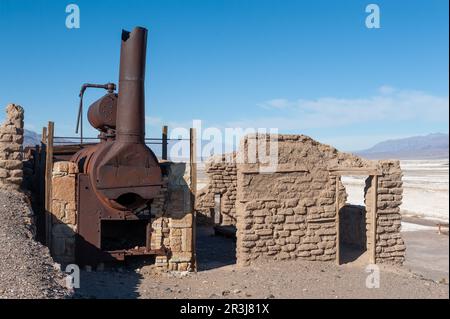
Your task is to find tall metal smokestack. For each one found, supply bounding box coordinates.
[116,27,147,144]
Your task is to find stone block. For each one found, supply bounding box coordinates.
[52,175,76,202]
[255,229,273,236]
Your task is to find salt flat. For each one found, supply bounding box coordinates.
[342,159,449,222]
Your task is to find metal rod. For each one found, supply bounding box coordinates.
[162,125,168,160]
[53,136,188,141]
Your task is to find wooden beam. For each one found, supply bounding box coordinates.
[329,167,381,176]
[162,125,168,160]
[329,167,379,172]
[240,163,309,174]
[335,176,340,265]
[370,175,378,264]
[214,194,222,225]
[45,122,54,248]
[189,128,197,271]
[41,126,47,144]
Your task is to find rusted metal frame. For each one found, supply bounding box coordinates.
[53,136,184,141]
[44,122,54,248]
[190,128,198,272]
[72,27,165,264]
[108,248,166,261]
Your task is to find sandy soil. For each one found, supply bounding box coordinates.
[401,218,449,283]
[74,226,448,299]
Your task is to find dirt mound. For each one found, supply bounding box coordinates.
[0,190,70,299]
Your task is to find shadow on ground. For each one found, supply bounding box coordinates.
[340,244,368,264]
[73,261,146,299]
[196,226,236,271]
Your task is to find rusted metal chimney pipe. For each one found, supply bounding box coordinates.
[116,27,147,144]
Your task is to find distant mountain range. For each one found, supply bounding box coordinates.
[24,129,41,147]
[23,129,75,147]
[356,133,449,160]
[23,129,449,160]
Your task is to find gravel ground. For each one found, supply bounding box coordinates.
[2,186,443,300]
[75,227,449,299]
[0,190,70,299]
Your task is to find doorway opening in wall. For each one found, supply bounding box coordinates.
[331,167,379,266]
[339,175,368,264]
[195,193,237,271]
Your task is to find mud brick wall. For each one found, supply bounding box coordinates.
[0,104,24,190]
[235,134,405,266]
[236,134,361,266]
[373,161,405,264]
[50,161,78,264]
[196,154,237,225]
[49,160,194,270]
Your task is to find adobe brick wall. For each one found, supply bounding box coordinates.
[196,154,237,225]
[234,134,405,266]
[373,161,405,264]
[0,104,24,190]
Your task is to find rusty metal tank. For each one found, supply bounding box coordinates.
[71,27,164,264]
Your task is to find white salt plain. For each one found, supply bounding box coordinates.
[341,159,449,223]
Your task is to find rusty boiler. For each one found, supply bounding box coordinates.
[71,27,163,265]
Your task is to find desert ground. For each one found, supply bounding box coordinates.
[73,226,448,299]
[0,159,447,299]
[71,159,449,299]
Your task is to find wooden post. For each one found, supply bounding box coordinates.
[162,125,168,160]
[41,127,47,144]
[370,175,378,264]
[335,176,340,265]
[40,126,47,208]
[214,194,222,225]
[45,122,54,248]
[39,127,47,243]
[189,128,197,271]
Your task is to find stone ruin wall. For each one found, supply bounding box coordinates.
[236,134,350,265]
[370,161,406,264]
[50,162,78,263]
[151,162,194,271]
[196,154,237,226]
[234,134,405,266]
[0,104,24,191]
[50,160,194,271]
[0,104,36,238]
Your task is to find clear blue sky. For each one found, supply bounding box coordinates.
[0,0,448,151]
